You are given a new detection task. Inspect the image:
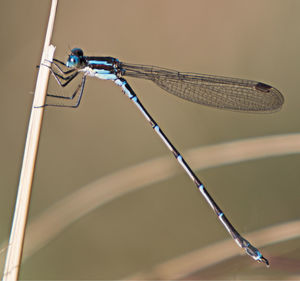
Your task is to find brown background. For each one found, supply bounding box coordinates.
[0,0,299,279]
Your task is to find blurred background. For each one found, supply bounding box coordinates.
[0,0,300,279]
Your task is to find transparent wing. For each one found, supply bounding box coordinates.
[120,63,284,112]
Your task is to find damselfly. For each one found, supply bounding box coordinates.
[41,48,284,266]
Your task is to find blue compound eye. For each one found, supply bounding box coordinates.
[66,55,80,68]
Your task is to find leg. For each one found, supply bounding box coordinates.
[42,58,76,75]
[52,59,77,75]
[35,75,87,108]
[49,67,79,87]
[39,61,78,87]
[53,58,66,66]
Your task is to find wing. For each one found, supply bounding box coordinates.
[121,63,284,112]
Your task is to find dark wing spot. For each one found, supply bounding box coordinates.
[255,82,272,93]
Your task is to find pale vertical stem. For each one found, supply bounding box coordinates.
[2,1,58,280]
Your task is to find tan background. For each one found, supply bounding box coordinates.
[0,0,299,279]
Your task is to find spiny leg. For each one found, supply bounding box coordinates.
[43,63,80,99]
[53,58,66,66]
[48,67,79,87]
[41,58,76,76]
[42,75,87,108]
[52,59,77,75]
[36,57,85,108]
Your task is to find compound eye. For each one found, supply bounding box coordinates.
[71,48,84,57]
[66,55,80,68]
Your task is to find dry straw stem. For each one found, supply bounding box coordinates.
[2,1,58,280]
